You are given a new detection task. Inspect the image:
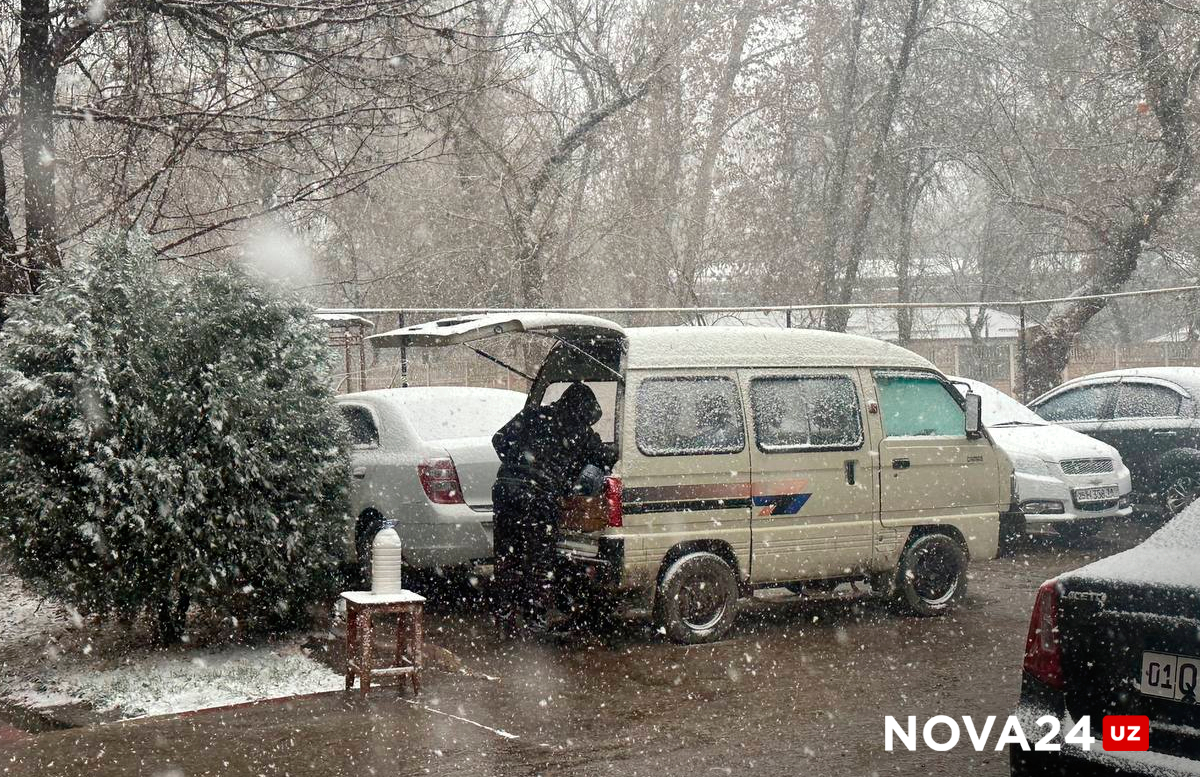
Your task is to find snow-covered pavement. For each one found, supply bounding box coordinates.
[0,571,344,718]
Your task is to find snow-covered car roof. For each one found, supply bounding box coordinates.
[1040,366,1200,399]
[623,327,934,371]
[336,386,527,442]
[336,386,525,405]
[367,315,934,372]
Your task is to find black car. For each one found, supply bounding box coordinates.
[1011,505,1200,776]
[1029,368,1200,516]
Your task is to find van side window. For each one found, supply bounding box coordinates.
[636,377,745,456]
[750,376,863,451]
[339,404,379,447]
[874,373,965,438]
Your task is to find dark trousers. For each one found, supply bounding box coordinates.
[492,479,559,621]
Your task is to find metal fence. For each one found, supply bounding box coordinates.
[322,305,1200,399]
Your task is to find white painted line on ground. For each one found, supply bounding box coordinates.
[401,699,519,739]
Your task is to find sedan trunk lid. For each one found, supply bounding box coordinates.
[440,437,504,510]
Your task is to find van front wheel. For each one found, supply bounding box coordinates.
[655,552,739,644]
[896,533,967,616]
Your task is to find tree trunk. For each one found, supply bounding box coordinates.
[0,153,24,319]
[18,0,62,284]
[1021,1,1195,395]
[153,588,190,647]
[513,79,654,309]
[894,197,916,346]
[893,151,931,346]
[681,0,759,272]
[815,0,867,312]
[825,0,924,333]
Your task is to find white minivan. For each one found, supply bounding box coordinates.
[369,315,1017,643]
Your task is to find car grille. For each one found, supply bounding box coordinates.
[1060,458,1114,475]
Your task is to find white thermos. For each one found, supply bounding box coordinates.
[371,525,403,594]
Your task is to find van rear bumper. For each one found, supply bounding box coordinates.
[558,536,625,589]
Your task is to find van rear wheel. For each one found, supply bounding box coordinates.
[896,533,967,616]
[655,552,739,644]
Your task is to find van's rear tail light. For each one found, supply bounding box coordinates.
[418,457,464,505]
[1023,579,1064,689]
[604,475,623,528]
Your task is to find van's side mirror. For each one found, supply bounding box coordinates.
[964,392,983,439]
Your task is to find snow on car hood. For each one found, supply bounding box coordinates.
[987,423,1120,464]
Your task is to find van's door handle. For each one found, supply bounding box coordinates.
[845,460,856,485]
[352,467,367,479]
[1153,430,1178,437]
[892,458,910,470]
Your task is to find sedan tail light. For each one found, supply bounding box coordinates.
[1024,579,1064,689]
[418,457,464,505]
[603,475,623,528]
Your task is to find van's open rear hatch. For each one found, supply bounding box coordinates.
[367,312,625,349]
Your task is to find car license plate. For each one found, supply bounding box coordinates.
[1074,485,1119,503]
[1140,651,1200,703]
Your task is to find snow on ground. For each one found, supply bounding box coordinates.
[5,643,344,717]
[0,570,343,718]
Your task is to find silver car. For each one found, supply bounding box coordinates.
[335,387,527,571]
[952,377,1133,542]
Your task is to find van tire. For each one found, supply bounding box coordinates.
[896,533,967,616]
[655,552,739,644]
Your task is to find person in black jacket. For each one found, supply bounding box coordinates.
[491,382,611,628]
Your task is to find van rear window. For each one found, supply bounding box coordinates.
[636,377,745,456]
[750,376,862,451]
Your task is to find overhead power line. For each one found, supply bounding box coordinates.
[316,283,1200,318]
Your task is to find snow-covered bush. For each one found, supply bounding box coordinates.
[0,241,349,643]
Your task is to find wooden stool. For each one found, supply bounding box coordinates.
[341,590,426,695]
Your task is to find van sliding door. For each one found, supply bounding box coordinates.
[742,369,877,583]
[622,372,754,580]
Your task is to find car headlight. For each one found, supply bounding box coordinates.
[1021,499,1066,514]
[1009,453,1052,477]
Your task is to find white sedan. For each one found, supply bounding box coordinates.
[951,377,1133,542]
[335,386,526,572]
